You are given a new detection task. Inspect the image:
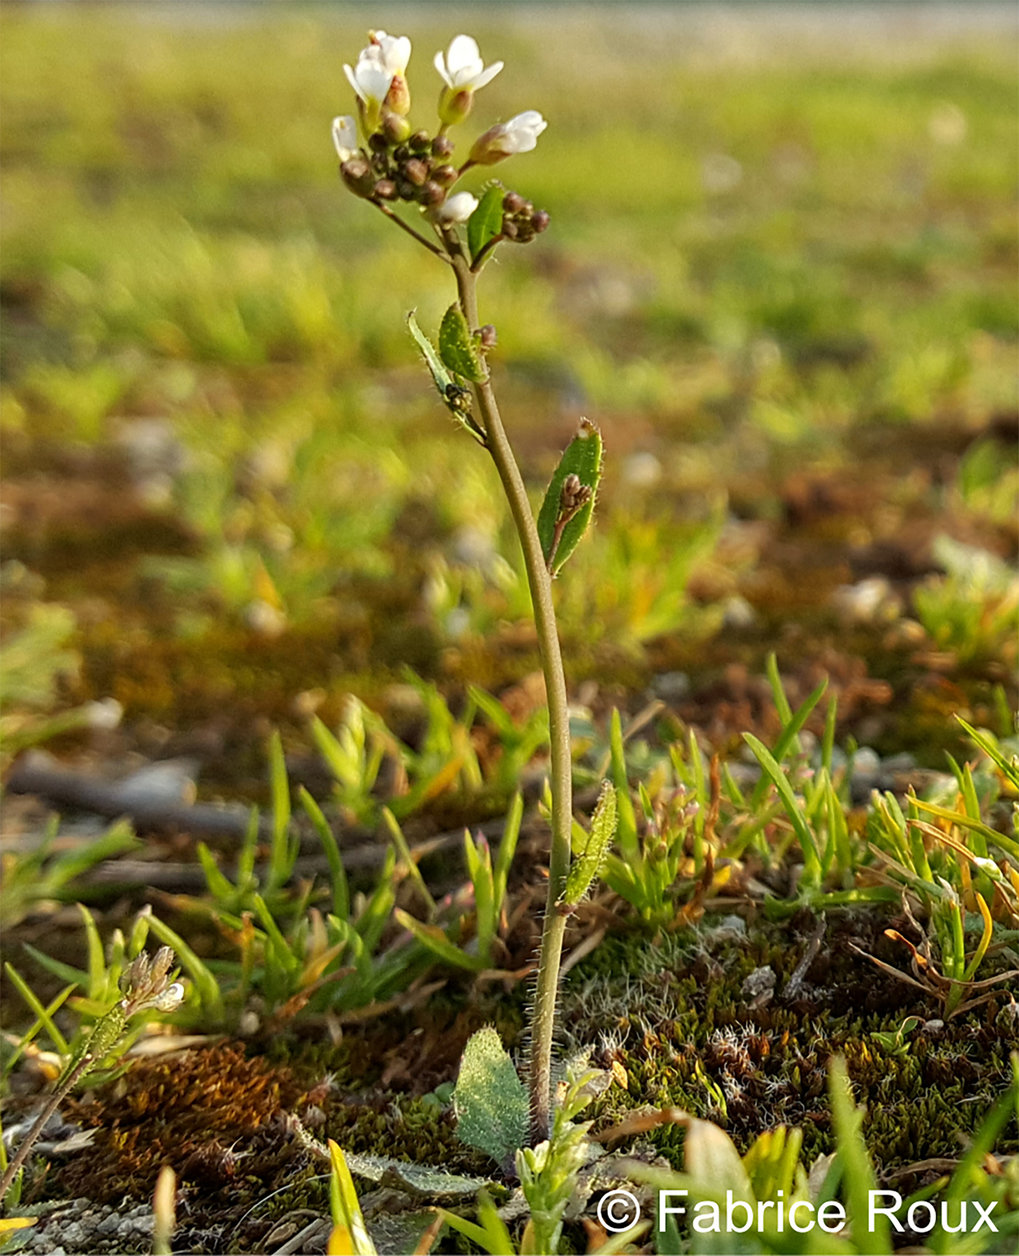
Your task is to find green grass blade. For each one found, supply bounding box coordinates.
[144,914,224,1023]
[609,708,639,862]
[2,965,72,1058]
[299,787,349,920]
[744,733,821,886]
[382,807,436,916]
[393,908,481,971]
[829,1056,890,1255]
[493,791,522,913]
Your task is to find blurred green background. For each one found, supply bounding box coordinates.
[2,3,1016,787]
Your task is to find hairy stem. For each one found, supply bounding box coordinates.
[449,250,572,1143]
[0,1053,92,1204]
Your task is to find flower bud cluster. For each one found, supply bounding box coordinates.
[344,130,462,210]
[500,190,551,244]
[120,945,185,1016]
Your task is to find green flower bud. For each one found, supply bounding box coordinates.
[385,73,411,118]
[438,86,475,128]
[381,109,411,145]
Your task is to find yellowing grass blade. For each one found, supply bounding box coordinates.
[327,1141,377,1256]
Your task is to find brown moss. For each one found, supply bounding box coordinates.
[59,1041,306,1203]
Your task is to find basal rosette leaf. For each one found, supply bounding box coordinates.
[453,1026,529,1164]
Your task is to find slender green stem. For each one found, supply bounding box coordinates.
[372,201,445,257]
[449,250,572,1142]
[0,1052,92,1204]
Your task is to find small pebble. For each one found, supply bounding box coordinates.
[58,1222,86,1248]
[96,1212,123,1237]
[651,671,690,702]
[851,747,881,778]
[704,914,747,941]
[831,576,901,624]
[721,594,757,629]
[742,965,776,999]
[620,451,663,489]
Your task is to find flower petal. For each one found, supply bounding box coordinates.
[472,61,504,90]
[332,115,359,161]
[435,191,480,223]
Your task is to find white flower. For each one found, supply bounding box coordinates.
[434,191,479,224]
[331,115,359,161]
[469,110,548,165]
[344,54,392,109]
[497,111,548,154]
[152,982,186,1013]
[434,35,502,92]
[343,30,411,107]
[370,30,411,77]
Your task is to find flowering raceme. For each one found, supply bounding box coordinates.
[331,27,548,250]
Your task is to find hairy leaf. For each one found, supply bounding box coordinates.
[453,1026,529,1163]
[342,1152,497,1201]
[564,781,617,906]
[406,310,485,443]
[439,303,487,384]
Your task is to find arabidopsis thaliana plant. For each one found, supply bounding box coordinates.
[469,111,548,165]
[331,115,359,162]
[434,191,479,224]
[434,35,503,92]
